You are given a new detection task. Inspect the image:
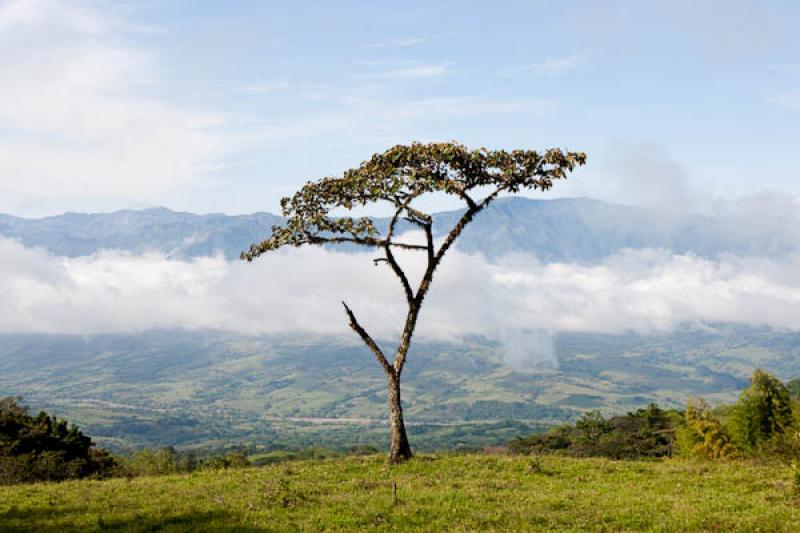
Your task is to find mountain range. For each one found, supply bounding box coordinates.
[2,197,796,262]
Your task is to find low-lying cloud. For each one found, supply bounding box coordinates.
[2,237,800,368]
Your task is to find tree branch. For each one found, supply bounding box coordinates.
[432,185,505,264]
[384,207,415,306]
[308,236,427,250]
[393,307,418,376]
[456,188,477,210]
[404,205,432,225]
[342,301,393,376]
[423,222,434,266]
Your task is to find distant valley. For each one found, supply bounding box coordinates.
[1,198,799,451]
[1,325,798,452]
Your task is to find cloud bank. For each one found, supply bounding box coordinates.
[0,0,232,213]
[2,237,799,368]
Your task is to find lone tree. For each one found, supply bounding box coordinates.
[243,142,586,463]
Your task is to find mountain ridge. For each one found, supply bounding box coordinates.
[1,197,792,263]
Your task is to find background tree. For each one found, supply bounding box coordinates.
[0,397,115,484]
[731,369,794,451]
[679,398,736,460]
[243,142,586,463]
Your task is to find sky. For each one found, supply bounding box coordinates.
[1,0,800,364]
[1,0,799,218]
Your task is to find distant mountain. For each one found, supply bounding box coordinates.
[0,207,283,259]
[1,197,795,262]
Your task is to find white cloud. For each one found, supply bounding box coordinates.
[504,54,583,77]
[2,237,800,369]
[237,81,291,95]
[365,36,427,49]
[376,64,450,80]
[604,141,694,216]
[772,93,800,112]
[0,0,232,213]
[370,97,554,121]
[559,141,700,219]
[238,95,556,151]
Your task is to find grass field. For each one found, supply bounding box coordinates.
[1,454,798,532]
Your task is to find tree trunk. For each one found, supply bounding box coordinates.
[387,372,412,463]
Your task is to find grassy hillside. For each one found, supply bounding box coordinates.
[1,454,798,532]
[2,326,798,452]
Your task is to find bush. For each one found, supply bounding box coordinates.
[0,397,116,484]
[678,398,736,460]
[203,451,250,470]
[509,404,676,459]
[120,446,255,476]
[124,446,198,476]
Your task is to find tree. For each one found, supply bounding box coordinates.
[731,369,794,450]
[573,410,612,451]
[0,397,115,484]
[243,142,586,463]
[680,398,735,460]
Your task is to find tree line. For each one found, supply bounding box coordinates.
[510,369,800,461]
[0,397,257,485]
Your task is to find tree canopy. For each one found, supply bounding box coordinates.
[0,397,115,484]
[242,142,586,259]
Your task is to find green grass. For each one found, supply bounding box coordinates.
[2,454,798,531]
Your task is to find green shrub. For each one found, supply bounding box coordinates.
[125,446,197,476]
[510,404,676,459]
[0,397,116,484]
[680,398,736,460]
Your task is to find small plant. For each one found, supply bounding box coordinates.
[791,459,800,495]
[528,457,543,473]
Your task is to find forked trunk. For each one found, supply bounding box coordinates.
[387,372,412,463]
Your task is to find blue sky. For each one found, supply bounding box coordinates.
[1,0,798,216]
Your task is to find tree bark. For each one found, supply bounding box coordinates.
[387,371,412,463]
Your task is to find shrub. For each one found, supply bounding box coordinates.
[0,397,116,484]
[680,398,736,460]
[509,404,676,459]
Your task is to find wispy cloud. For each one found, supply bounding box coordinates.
[365,36,427,49]
[772,93,800,111]
[236,95,555,149]
[768,63,800,76]
[370,64,451,80]
[0,0,234,213]
[375,97,554,120]
[503,54,583,77]
[237,80,291,95]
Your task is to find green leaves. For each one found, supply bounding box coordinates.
[242,141,586,260]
